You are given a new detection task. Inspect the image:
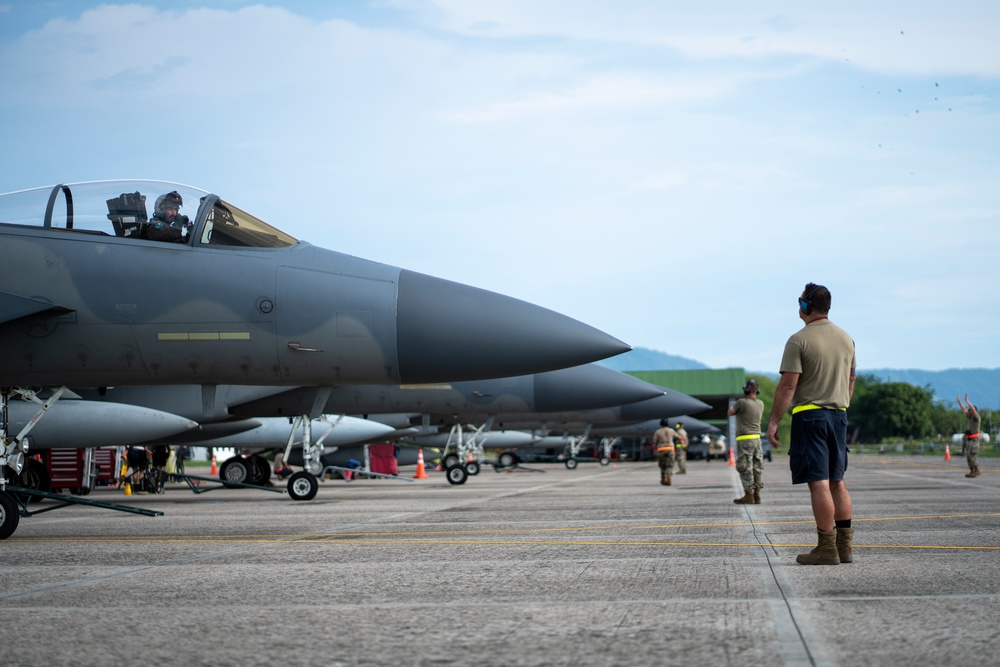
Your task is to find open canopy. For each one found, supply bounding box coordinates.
[0,180,298,249]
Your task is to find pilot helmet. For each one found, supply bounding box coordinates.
[154,191,183,216]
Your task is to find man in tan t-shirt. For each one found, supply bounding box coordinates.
[767,282,856,566]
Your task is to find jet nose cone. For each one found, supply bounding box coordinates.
[533,364,664,413]
[396,270,630,383]
[618,391,710,421]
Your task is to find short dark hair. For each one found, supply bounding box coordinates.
[659,418,670,427]
[803,282,831,314]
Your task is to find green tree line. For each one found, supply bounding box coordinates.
[744,373,985,445]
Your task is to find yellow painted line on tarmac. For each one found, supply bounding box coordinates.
[10,512,999,544]
[9,536,1000,551]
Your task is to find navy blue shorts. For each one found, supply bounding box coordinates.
[788,409,848,484]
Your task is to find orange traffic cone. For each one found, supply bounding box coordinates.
[413,449,429,479]
[728,445,736,467]
[944,442,951,461]
[210,453,218,475]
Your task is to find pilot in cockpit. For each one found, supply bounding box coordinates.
[147,190,192,242]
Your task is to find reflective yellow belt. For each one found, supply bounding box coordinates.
[736,434,760,441]
[792,403,847,415]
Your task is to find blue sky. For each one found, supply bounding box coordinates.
[1,1,997,373]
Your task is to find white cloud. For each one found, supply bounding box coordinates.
[1,1,997,370]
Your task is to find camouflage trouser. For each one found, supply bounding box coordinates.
[657,450,675,480]
[966,437,980,470]
[675,447,687,473]
[735,437,763,492]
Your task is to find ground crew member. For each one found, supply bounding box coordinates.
[957,393,981,478]
[767,282,856,565]
[652,419,677,486]
[729,379,765,504]
[674,422,688,474]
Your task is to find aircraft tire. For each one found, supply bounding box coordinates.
[599,457,610,466]
[498,452,517,468]
[465,461,481,476]
[442,454,460,469]
[445,465,468,485]
[248,455,271,486]
[16,458,52,505]
[565,458,578,470]
[0,491,20,540]
[287,471,318,501]
[220,457,250,487]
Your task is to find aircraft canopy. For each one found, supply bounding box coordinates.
[0,180,298,248]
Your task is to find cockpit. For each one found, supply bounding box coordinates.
[0,180,298,249]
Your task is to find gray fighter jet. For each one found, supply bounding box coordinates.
[0,180,629,538]
[513,415,719,470]
[431,393,712,475]
[0,180,628,388]
[588,415,719,439]
[71,363,663,492]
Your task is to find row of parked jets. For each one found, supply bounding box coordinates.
[0,180,713,538]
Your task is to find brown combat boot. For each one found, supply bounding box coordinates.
[796,528,840,565]
[665,475,672,486]
[753,489,760,504]
[733,491,754,504]
[966,467,980,478]
[836,527,854,563]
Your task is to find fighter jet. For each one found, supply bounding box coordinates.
[183,415,399,495]
[72,363,663,492]
[433,393,711,475]
[588,415,719,439]
[0,179,630,538]
[512,415,719,471]
[458,391,710,432]
[0,180,628,388]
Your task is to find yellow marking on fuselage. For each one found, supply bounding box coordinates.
[157,332,251,341]
[398,385,453,390]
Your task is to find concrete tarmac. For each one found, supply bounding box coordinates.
[2,454,997,667]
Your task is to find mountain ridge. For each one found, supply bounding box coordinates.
[598,348,999,408]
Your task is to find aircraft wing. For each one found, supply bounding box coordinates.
[0,291,73,326]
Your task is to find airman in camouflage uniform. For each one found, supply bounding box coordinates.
[730,379,764,504]
[674,423,688,474]
[652,419,677,486]
[957,393,981,478]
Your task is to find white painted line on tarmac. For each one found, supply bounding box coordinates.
[731,470,833,667]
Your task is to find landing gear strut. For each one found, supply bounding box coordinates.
[1,387,68,539]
